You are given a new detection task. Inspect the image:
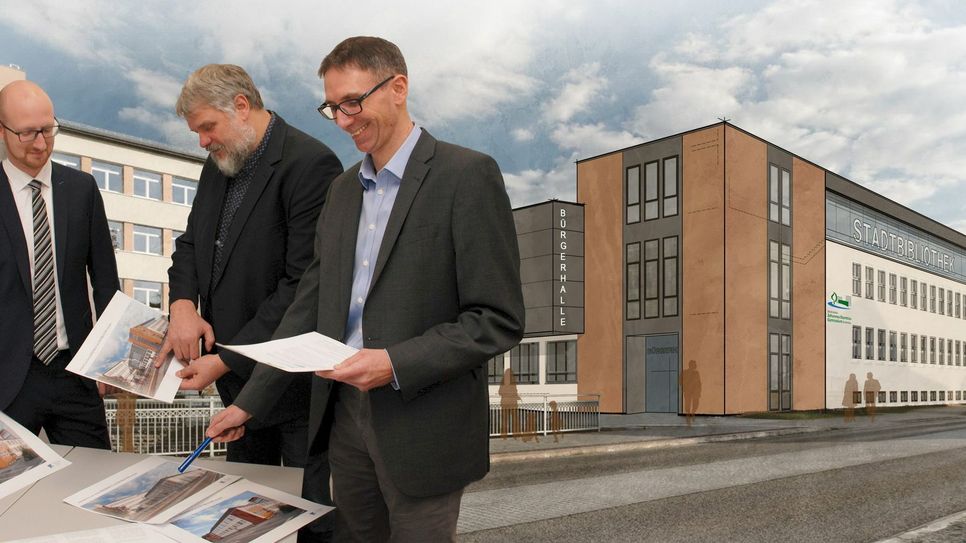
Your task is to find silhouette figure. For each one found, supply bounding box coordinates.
[548,400,563,442]
[863,372,881,423]
[498,368,521,439]
[680,359,701,427]
[842,373,859,423]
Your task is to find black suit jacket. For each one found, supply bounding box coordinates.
[0,162,119,410]
[236,130,525,496]
[168,115,342,429]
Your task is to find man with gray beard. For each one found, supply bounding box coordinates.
[161,64,342,541]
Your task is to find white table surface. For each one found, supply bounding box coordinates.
[0,446,305,541]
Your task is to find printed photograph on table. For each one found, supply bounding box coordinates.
[0,412,70,500]
[66,291,181,402]
[153,480,331,543]
[64,456,239,523]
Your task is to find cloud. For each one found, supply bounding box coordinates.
[118,107,196,149]
[503,157,577,208]
[543,63,607,124]
[512,128,535,142]
[125,69,184,110]
[550,123,639,157]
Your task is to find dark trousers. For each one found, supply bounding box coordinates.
[226,414,334,542]
[4,352,111,449]
[329,385,463,543]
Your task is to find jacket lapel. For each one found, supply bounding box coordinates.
[210,116,287,289]
[50,164,68,284]
[0,167,31,295]
[336,174,363,340]
[369,130,433,289]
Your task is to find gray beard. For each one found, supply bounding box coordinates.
[209,120,257,177]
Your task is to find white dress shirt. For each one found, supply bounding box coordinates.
[4,158,69,351]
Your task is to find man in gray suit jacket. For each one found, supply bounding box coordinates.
[207,37,525,541]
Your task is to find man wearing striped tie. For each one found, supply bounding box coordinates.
[0,80,117,448]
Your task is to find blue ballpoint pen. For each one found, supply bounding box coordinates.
[178,436,213,473]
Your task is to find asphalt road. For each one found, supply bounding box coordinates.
[458,417,966,543]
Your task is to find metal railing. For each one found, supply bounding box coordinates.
[103,396,226,456]
[489,393,600,437]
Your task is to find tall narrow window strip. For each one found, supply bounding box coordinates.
[780,168,791,226]
[663,236,679,317]
[626,242,641,320]
[900,276,907,307]
[889,274,897,305]
[852,263,862,296]
[852,326,862,359]
[911,280,918,309]
[644,161,659,221]
[768,165,779,223]
[877,270,885,302]
[865,267,874,300]
[644,239,659,318]
[781,243,791,319]
[663,156,678,217]
[769,241,780,318]
[626,166,640,224]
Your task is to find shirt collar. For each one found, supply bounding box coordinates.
[358,124,422,188]
[3,158,52,192]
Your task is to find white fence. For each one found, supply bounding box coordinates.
[489,393,600,437]
[103,396,226,456]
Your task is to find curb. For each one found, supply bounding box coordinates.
[875,510,966,542]
[490,425,832,464]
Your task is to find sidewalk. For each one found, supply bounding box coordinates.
[488,406,966,462]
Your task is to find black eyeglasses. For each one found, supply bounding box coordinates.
[0,118,60,142]
[317,76,395,120]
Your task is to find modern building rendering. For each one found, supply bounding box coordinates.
[573,121,966,415]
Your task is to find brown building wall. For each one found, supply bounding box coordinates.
[681,126,726,414]
[576,154,624,412]
[723,126,769,413]
[791,157,826,409]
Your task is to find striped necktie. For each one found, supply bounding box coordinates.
[29,180,58,365]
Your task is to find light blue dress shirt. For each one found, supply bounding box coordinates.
[343,124,422,386]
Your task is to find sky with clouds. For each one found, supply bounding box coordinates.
[3,0,966,231]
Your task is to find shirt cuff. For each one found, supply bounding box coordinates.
[386,349,400,390]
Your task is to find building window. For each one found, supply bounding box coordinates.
[172,177,198,206]
[852,263,862,297]
[108,221,123,251]
[768,164,792,226]
[930,285,936,313]
[911,333,918,363]
[865,327,874,360]
[51,152,80,169]
[133,225,162,255]
[939,288,945,315]
[900,276,907,307]
[957,293,962,319]
[922,335,928,364]
[852,326,862,359]
[865,266,874,300]
[91,160,122,193]
[948,339,953,365]
[487,354,504,384]
[546,340,577,383]
[930,337,936,364]
[663,156,678,217]
[769,241,790,319]
[902,391,908,402]
[644,161,659,221]
[957,340,962,366]
[644,240,659,318]
[626,243,641,320]
[626,166,640,224]
[900,333,907,363]
[911,391,919,402]
[768,333,791,411]
[663,236,679,317]
[940,391,946,402]
[133,280,162,309]
[948,292,953,316]
[509,343,539,384]
[931,391,937,402]
[889,274,897,305]
[889,331,897,362]
[133,169,162,200]
[877,270,886,302]
[921,282,928,312]
[911,280,918,309]
[877,329,886,361]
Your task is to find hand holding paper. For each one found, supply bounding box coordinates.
[217,332,358,372]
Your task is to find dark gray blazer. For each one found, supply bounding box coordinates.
[235,129,525,497]
[0,163,118,409]
[168,115,343,429]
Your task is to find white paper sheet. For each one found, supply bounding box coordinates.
[67,291,181,403]
[7,524,175,542]
[0,412,71,501]
[150,479,332,543]
[63,456,240,524]
[218,332,358,372]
